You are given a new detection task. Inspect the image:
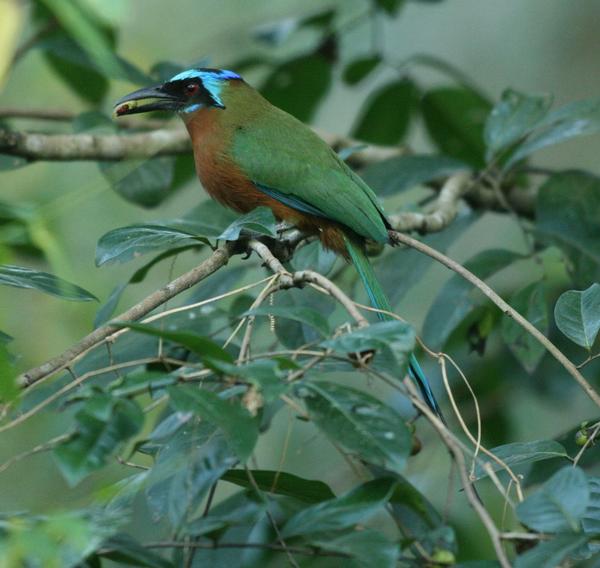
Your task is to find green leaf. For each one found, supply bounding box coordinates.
[291,241,337,274]
[554,283,600,351]
[54,396,143,485]
[516,466,590,533]
[374,0,405,15]
[421,87,492,167]
[144,420,236,529]
[343,55,381,85]
[98,534,174,568]
[168,386,258,461]
[484,89,552,161]
[361,154,469,197]
[40,34,108,104]
[221,469,336,503]
[583,477,600,545]
[423,249,522,350]
[217,359,291,402]
[0,343,18,402]
[217,207,277,241]
[507,96,600,169]
[95,224,207,267]
[473,440,569,480]
[514,534,589,568]
[353,79,417,145]
[244,305,330,337]
[36,0,127,80]
[296,381,412,472]
[99,158,176,208]
[309,529,399,568]
[0,264,97,301]
[501,282,548,373]
[261,54,332,122]
[121,323,234,370]
[281,477,397,537]
[536,172,600,286]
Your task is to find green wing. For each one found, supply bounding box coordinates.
[231,106,390,243]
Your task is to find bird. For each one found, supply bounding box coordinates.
[114,67,444,421]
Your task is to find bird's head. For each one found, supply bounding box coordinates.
[114,68,242,117]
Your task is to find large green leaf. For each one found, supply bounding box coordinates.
[514,534,589,568]
[320,319,415,376]
[95,224,208,267]
[374,0,405,15]
[421,86,492,167]
[583,477,600,549]
[221,469,336,503]
[353,79,417,145]
[473,440,569,480]
[361,154,469,197]
[144,420,236,529]
[422,249,522,350]
[99,158,176,208]
[217,206,277,241]
[507,96,600,169]
[536,172,600,286]
[120,323,234,371]
[554,283,600,351]
[35,0,127,80]
[309,529,399,568]
[281,477,397,537]
[296,381,412,472]
[342,56,382,86]
[0,264,97,301]
[484,89,552,161]
[54,395,144,485]
[168,386,259,462]
[501,282,548,373]
[261,54,332,122]
[516,466,590,533]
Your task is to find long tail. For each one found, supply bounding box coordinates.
[344,237,445,422]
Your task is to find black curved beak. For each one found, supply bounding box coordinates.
[113,84,180,117]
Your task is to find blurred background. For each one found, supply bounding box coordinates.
[1,0,600,563]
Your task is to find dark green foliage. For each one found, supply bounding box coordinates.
[535,171,600,286]
[421,86,492,167]
[353,79,417,145]
[0,264,97,301]
[261,54,333,122]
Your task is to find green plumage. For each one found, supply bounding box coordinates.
[228,93,390,243]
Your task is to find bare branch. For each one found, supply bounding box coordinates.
[389,171,472,233]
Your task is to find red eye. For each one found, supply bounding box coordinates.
[185,83,199,96]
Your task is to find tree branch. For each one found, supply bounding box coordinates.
[18,245,232,388]
[390,230,600,408]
